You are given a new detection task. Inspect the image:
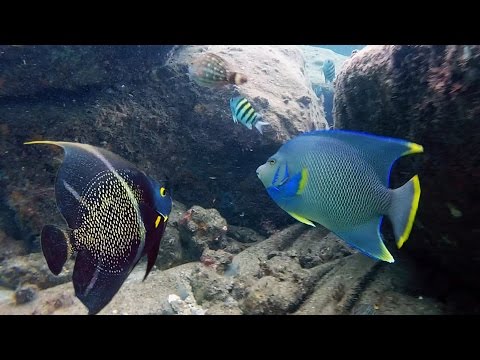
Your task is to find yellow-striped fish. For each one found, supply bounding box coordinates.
[188,53,247,88]
[230,96,269,134]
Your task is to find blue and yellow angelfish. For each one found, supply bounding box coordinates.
[256,130,423,263]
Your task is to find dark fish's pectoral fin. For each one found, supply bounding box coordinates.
[140,203,168,281]
[41,225,72,275]
[335,216,394,263]
[73,250,129,315]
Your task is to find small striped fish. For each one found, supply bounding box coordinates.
[229,96,269,134]
[323,59,336,83]
[189,53,247,88]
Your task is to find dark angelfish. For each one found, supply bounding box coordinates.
[24,141,172,314]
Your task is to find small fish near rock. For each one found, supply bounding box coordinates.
[24,141,173,314]
[229,96,269,134]
[188,52,247,88]
[322,59,336,84]
[256,130,424,263]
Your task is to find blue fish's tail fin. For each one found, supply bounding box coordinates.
[41,224,73,275]
[254,115,269,135]
[388,175,421,249]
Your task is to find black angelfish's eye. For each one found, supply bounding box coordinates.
[160,187,167,197]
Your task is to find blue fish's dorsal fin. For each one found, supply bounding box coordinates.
[335,216,394,263]
[298,130,423,186]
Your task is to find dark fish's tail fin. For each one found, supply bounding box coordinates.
[388,175,421,249]
[41,225,73,275]
[228,72,248,85]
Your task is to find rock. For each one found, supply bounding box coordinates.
[0,253,72,289]
[156,226,183,270]
[167,294,206,315]
[3,45,324,245]
[200,249,234,273]
[190,265,235,305]
[237,255,311,315]
[0,286,13,305]
[0,229,27,261]
[178,205,229,260]
[334,45,480,293]
[14,284,38,304]
[0,223,454,315]
[0,45,175,98]
[227,225,265,244]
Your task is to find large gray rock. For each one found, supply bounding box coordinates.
[0,223,457,315]
[172,45,328,141]
[156,200,187,270]
[0,253,72,289]
[0,229,27,261]
[0,45,175,98]
[178,205,229,260]
[334,45,480,292]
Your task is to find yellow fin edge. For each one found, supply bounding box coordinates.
[402,142,424,156]
[24,140,60,146]
[379,241,395,263]
[287,211,316,227]
[397,175,421,249]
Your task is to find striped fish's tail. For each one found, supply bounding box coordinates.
[41,224,74,275]
[388,175,421,249]
[228,72,248,85]
[254,116,270,135]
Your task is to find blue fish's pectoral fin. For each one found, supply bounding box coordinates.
[287,211,316,227]
[278,167,309,197]
[73,250,130,315]
[299,130,423,186]
[335,216,394,263]
[232,113,238,124]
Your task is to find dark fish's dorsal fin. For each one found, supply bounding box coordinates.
[24,141,146,229]
[73,250,130,315]
[139,203,168,281]
[335,216,394,263]
[298,130,423,186]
